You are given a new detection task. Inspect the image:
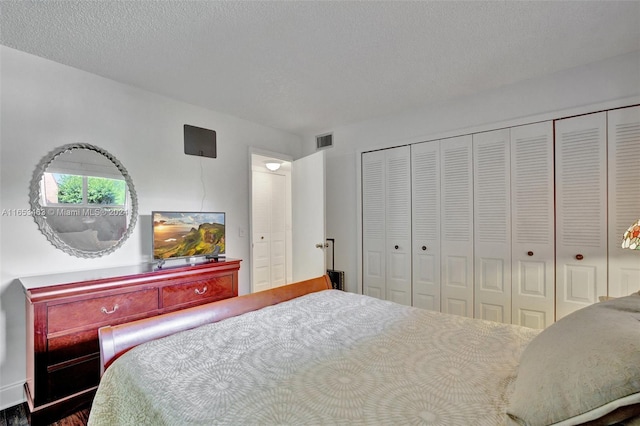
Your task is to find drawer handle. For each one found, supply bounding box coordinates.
[194,286,208,295]
[101,304,119,315]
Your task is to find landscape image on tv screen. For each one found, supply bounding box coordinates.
[152,211,225,260]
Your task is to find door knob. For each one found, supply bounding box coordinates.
[576,254,584,260]
[394,245,399,250]
[421,246,427,251]
[527,251,534,256]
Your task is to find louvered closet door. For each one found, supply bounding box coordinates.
[510,121,555,329]
[555,112,607,319]
[411,141,440,311]
[362,150,387,299]
[608,106,640,297]
[473,129,511,323]
[440,135,474,317]
[385,146,412,305]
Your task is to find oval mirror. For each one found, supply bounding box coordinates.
[29,143,138,258]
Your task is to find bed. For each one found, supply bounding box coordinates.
[88,275,640,426]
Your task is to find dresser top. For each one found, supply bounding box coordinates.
[20,258,241,290]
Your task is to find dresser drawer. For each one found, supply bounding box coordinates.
[162,275,234,308]
[48,328,98,365]
[46,354,100,402]
[48,288,158,334]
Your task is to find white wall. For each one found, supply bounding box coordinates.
[0,46,302,408]
[311,50,640,295]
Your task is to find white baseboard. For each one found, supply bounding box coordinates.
[0,380,25,411]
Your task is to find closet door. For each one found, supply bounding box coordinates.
[252,171,272,292]
[608,106,640,297]
[473,129,511,323]
[252,171,287,292]
[555,112,607,319]
[362,150,387,299]
[411,141,440,311]
[269,173,287,288]
[385,146,412,305]
[511,121,555,328]
[440,135,474,317]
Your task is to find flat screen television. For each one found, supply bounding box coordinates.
[152,211,225,261]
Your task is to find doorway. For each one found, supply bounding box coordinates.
[250,151,293,292]
[250,149,327,293]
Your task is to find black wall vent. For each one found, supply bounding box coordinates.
[316,133,333,150]
[184,125,217,158]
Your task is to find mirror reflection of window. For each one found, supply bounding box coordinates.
[42,172,127,207]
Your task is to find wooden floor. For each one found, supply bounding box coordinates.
[0,403,89,426]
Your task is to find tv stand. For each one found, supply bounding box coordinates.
[20,259,241,425]
[206,255,225,262]
[153,256,226,269]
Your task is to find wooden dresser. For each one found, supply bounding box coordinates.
[20,259,241,425]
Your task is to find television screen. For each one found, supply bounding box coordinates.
[152,211,225,260]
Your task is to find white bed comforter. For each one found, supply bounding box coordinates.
[88,290,539,425]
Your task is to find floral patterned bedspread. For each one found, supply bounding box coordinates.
[88,290,539,425]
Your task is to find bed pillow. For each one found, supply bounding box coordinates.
[506,292,640,426]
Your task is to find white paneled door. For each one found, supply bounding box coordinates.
[510,121,555,329]
[555,112,608,319]
[440,135,474,318]
[269,173,287,287]
[362,151,387,299]
[411,141,440,311]
[362,150,387,300]
[362,146,412,305]
[252,170,272,292]
[473,129,511,323]
[607,106,640,297]
[385,146,412,305]
[292,150,326,282]
[252,170,288,292]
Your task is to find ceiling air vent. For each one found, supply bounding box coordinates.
[316,133,333,150]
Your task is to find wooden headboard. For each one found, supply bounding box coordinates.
[98,275,332,374]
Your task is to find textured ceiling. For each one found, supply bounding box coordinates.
[1,1,640,137]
